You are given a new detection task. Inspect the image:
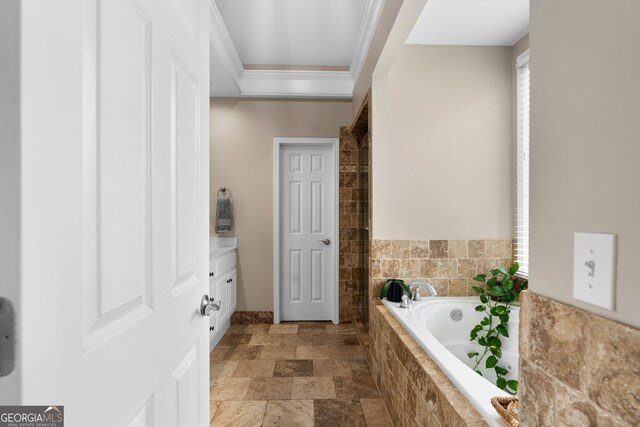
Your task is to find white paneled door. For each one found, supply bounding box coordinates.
[3,0,210,426]
[277,139,338,323]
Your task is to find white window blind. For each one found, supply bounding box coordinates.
[515,50,530,277]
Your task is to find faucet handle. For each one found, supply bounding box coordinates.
[412,289,422,302]
[399,294,411,309]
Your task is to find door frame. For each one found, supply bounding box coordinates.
[273,137,340,324]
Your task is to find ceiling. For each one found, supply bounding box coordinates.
[209,0,383,98]
[406,0,529,46]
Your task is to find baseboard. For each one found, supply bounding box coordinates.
[231,311,274,324]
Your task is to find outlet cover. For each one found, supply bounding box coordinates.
[573,232,616,310]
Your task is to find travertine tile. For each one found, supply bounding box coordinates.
[248,334,282,346]
[457,258,476,278]
[269,324,298,334]
[261,400,314,427]
[467,240,486,258]
[224,345,262,360]
[329,345,364,360]
[226,324,247,334]
[379,259,400,277]
[419,259,438,277]
[245,377,293,400]
[211,359,238,379]
[449,278,471,297]
[313,359,352,378]
[400,258,420,278]
[218,333,252,346]
[291,377,336,399]
[282,334,313,346]
[519,359,556,426]
[448,240,467,259]
[555,379,628,427]
[437,259,457,278]
[244,324,271,334]
[360,398,393,427]
[210,400,220,421]
[312,333,358,346]
[325,323,354,334]
[232,359,275,378]
[587,312,640,425]
[211,377,251,401]
[334,376,379,399]
[296,345,330,359]
[211,400,267,427]
[390,240,410,258]
[429,240,448,258]
[527,292,588,390]
[297,323,329,335]
[410,240,429,258]
[259,345,297,360]
[273,359,313,377]
[211,345,229,360]
[313,399,367,427]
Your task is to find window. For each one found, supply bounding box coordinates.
[515,50,530,277]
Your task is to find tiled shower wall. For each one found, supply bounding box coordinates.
[339,127,362,322]
[520,292,639,426]
[369,239,513,301]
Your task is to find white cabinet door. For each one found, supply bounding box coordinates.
[209,281,219,337]
[219,274,230,326]
[7,0,211,425]
[229,269,237,313]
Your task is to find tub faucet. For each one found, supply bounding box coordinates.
[409,282,438,301]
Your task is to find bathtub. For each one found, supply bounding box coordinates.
[382,297,519,427]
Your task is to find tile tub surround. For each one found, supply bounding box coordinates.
[210,321,393,426]
[519,292,640,426]
[368,301,487,426]
[369,239,513,301]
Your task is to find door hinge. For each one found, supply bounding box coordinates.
[0,297,15,377]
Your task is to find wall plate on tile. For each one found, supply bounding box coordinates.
[573,232,616,310]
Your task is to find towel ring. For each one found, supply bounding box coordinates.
[217,187,232,199]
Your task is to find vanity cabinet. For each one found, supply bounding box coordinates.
[209,248,237,351]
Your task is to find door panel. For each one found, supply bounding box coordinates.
[280,144,337,322]
[15,0,210,425]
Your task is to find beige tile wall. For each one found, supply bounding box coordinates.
[519,292,639,426]
[369,239,513,302]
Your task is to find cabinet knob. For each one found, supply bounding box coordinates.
[209,326,214,331]
[209,272,214,277]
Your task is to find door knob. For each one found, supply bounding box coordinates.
[200,295,221,316]
[318,239,331,245]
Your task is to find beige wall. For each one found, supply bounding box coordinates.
[371,45,513,241]
[530,0,640,328]
[210,99,352,311]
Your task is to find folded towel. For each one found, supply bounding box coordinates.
[215,197,233,233]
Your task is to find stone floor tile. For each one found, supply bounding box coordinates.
[282,334,313,346]
[296,345,330,360]
[313,399,367,427]
[329,345,365,360]
[224,345,262,360]
[334,376,379,399]
[259,345,297,360]
[211,400,267,427]
[211,359,238,379]
[211,377,251,401]
[274,359,314,377]
[232,359,275,378]
[244,324,271,334]
[248,334,282,346]
[360,398,393,427]
[269,324,299,334]
[218,334,252,346]
[313,359,352,378]
[245,377,293,400]
[261,400,314,427]
[291,377,336,400]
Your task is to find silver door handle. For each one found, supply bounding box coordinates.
[200,295,221,316]
[318,239,331,245]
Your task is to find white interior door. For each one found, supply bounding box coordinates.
[0,0,211,425]
[278,139,338,323]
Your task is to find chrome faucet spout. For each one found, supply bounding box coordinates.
[409,282,438,301]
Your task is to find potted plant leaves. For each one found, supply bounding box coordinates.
[379,278,411,303]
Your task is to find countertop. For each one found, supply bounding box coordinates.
[210,237,237,259]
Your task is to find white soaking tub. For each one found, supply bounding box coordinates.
[382,297,519,427]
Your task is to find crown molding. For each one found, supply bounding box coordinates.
[208,0,383,98]
[350,0,385,84]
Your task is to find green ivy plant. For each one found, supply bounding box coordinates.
[468,262,528,395]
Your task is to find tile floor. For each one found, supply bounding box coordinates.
[210,322,393,427]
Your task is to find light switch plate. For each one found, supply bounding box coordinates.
[573,232,616,310]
